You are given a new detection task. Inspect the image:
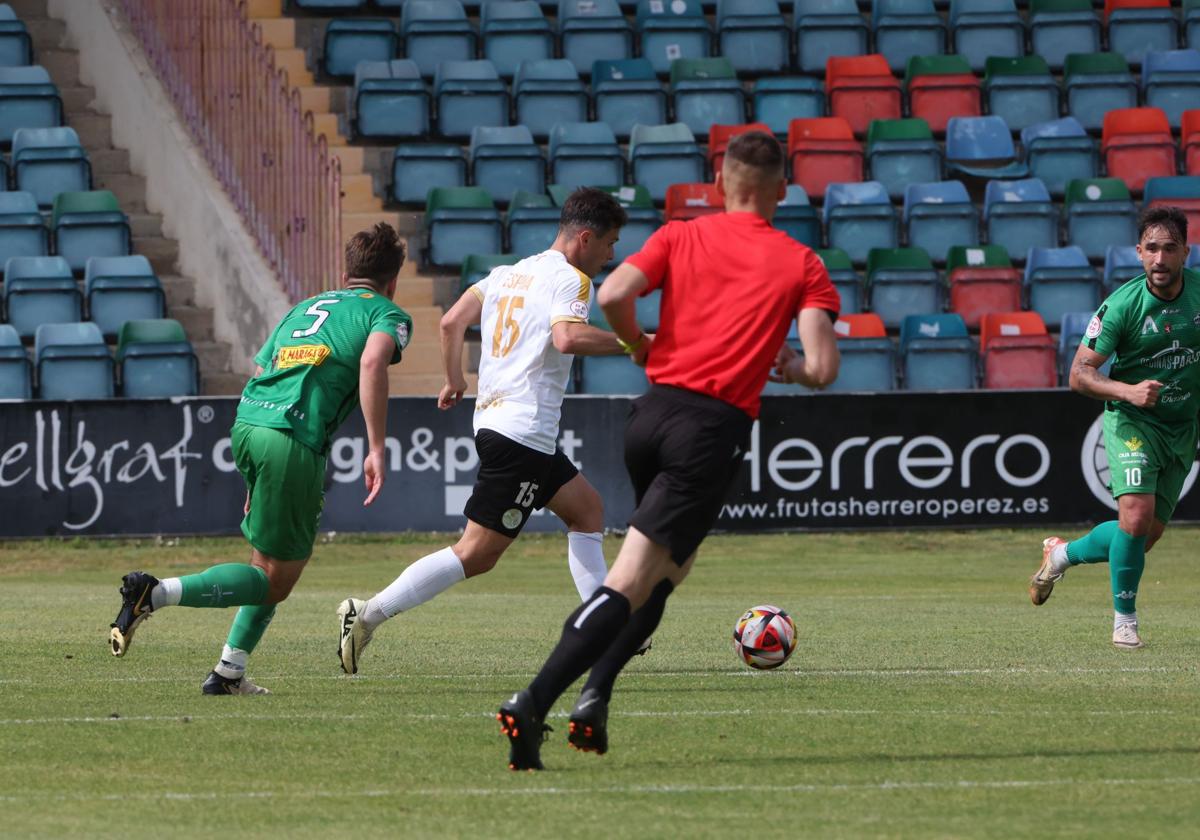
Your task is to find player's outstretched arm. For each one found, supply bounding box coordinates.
[775,308,839,389]
[359,331,396,506]
[438,290,483,409]
[1070,345,1162,407]
[551,321,624,356]
[598,263,653,364]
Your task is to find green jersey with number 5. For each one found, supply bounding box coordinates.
[237,288,413,455]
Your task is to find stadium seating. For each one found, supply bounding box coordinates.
[469,125,545,205]
[629,123,706,202]
[323,19,398,78]
[1029,0,1101,71]
[12,127,91,208]
[824,181,898,264]
[116,319,199,399]
[579,355,649,394]
[826,55,903,137]
[1064,52,1139,132]
[1058,311,1112,381]
[774,185,821,248]
[1101,107,1177,195]
[353,60,428,140]
[1143,176,1200,243]
[716,0,789,74]
[0,191,48,267]
[559,0,633,74]
[550,122,623,189]
[0,3,33,68]
[0,323,30,398]
[866,118,943,200]
[979,311,1057,389]
[4,255,79,339]
[51,190,131,274]
[903,180,978,263]
[401,0,476,79]
[866,246,942,329]
[665,183,723,222]
[0,66,62,147]
[946,244,1022,328]
[635,287,662,330]
[637,0,712,75]
[1064,178,1138,261]
[1142,50,1200,128]
[460,253,520,292]
[480,0,554,78]
[905,54,981,135]
[873,0,947,74]
[1105,0,1177,68]
[787,117,863,201]
[794,0,869,75]
[434,60,508,137]
[950,0,1025,73]
[816,248,862,314]
[592,59,668,141]
[983,56,1061,134]
[753,77,825,136]
[1025,245,1102,327]
[983,178,1058,260]
[709,122,771,173]
[828,313,897,392]
[1189,0,1200,50]
[670,58,744,139]
[84,255,165,338]
[899,312,976,390]
[1104,243,1143,290]
[1022,117,1097,198]
[425,187,502,266]
[35,321,113,399]
[514,60,588,140]
[944,115,1028,179]
[390,143,466,204]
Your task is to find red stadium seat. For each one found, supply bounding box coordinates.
[787,117,864,200]
[833,312,887,338]
[949,269,1023,330]
[664,182,723,222]
[980,311,1057,388]
[905,55,981,135]
[1100,107,1176,194]
[708,122,773,173]
[826,55,902,137]
[1181,109,1200,175]
[1103,0,1169,19]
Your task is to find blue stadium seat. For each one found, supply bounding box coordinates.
[426,187,503,267]
[1063,178,1138,261]
[592,58,668,141]
[1029,0,1101,72]
[1142,50,1200,129]
[550,122,623,188]
[824,181,899,265]
[434,60,509,138]
[866,118,943,201]
[353,60,429,139]
[0,191,48,268]
[816,248,862,314]
[950,0,1024,73]
[514,60,588,140]
[0,4,32,68]
[637,0,711,75]
[0,322,30,398]
[0,65,61,148]
[1104,244,1143,290]
[945,115,1028,180]
[1025,245,1102,328]
[401,0,476,79]
[904,180,978,263]
[35,321,113,400]
[873,0,947,74]
[899,313,976,390]
[635,287,662,330]
[670,57,745,139]
[753,77,825,135]
[866,247,942,330]
[579,355,649,394]
[1064,52,1139,132]
[323,19,398,79]
[1058,310,1112,381]
[629,123,706,202]
[481,0,554,78]
[774,185,821,248]
[794,0,869,75]
[1189,0,1200,51]
[830,341,898,391]
[1021,117,1097,199]
[51,190,131,274]
[559,0,633,74]
[4,255,79,339]
[12,126,91,209]
[117,319,199,399]
[983,56,1060,135]
[984,178,1058,263]
[85,255,164,338]
[1107,0,1178,69]
[716,0,789,74]
[391,143,467,204]
[507,190,561,256]
[470,125,545,206]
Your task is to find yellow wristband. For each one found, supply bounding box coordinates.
[617,332,646,355]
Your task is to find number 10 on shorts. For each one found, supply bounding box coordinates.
[1125,467,1142,487]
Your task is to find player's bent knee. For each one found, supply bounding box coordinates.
[458,549,502,578]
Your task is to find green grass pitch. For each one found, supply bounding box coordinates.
[2,529,1199,838]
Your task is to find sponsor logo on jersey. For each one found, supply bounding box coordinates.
[1193,313,1200,326]
[395,321,410,349]
[1140,339,1200,371]
[276,344,331,369]
[1124,436,1143,452]
[1142,316,1159,335]
[1085,316,1103,339]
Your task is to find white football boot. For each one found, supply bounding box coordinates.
[337,597,374,675]
[1112,622,1143,650]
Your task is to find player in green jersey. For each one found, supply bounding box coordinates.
[1030,206,1200,649]
[108,223,413,693]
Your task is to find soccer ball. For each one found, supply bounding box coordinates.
[732,605,796,670]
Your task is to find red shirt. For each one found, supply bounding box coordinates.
[625,212,840,418]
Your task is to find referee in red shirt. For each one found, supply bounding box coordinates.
[497,131,841,770]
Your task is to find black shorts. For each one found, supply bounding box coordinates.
[464,429,580,537]
[624,385,753,565]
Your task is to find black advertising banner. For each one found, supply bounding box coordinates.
[0,391,1196,538]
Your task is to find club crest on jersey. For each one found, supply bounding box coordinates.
[569,300,589,319]
[1124,436,1143,452]
[1085,316,1102,339]
[277,344,331,368]
[395,322,410,349]
[501,508,524,530]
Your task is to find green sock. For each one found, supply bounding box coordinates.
[178,564,269,608]
[226,604,276,654]
[1109,529,1146,615]
[1065,520,1120,565]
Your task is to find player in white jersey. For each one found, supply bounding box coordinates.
[335,188,633,674]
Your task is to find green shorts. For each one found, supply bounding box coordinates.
[232,421,326,561]
[1103,411,1197,524]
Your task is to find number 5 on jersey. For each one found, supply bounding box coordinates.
[491,295,524,357]
[292,298,339,338]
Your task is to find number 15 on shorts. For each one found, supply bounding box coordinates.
[515,481,539,507]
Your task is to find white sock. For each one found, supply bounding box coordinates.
[363,546,465,629]
[214,644,248,679]
[1049,542,1070,573]
[151,578,182,610]
[567,531,608,600]
[1115,611,1138,629]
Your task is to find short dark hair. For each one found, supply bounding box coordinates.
[558,187,628,237]
[724,131,784,178]
[1138,205,1188,244]
[345,223,406,287]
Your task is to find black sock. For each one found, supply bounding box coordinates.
[527,586,631,719]
[583,579,674,703]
